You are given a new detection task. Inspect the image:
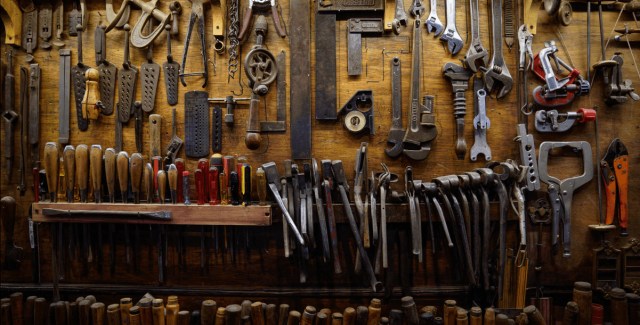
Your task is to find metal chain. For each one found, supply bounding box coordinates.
[227,0,240,82]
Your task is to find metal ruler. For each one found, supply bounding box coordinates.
[58,49,71,144]
[289,0,312,159]
[314,13,337,120]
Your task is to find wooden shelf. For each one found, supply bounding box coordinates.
[32,202,272,226]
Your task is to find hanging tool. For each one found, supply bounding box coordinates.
[238,0,287,41]
[162,24,180,106]
[117,24,137,123]
[464,0,488,72]
[104,148,117,203]
[81,68,102,121]
[259,50,287,133]
[22,9,37,62]
[347,18,384,76]
[406,166,422,262]
[601,138,629,236]
[482,0,513,98]
[538,141,593,257]
[95,24,117,116]
[244,16,279,149]
[332,160,382,292]
[134,102,143,153]
[315,11,337,121]
[312,159,330,263]
[164,108,183,165]
[378,164,391,269]
[440,0,463,55]
[184,91,210,158]
[386,57,404,158]
[39,3,52,50]
[43,142,59,203]
[71,24,89,131]
[443,63,472,160]
[353,143,370,272]
[180,0,209,88]
[227,0,241,81]
[58,49,71,144]
[106,0,130,29]
[3,50,18,182]
[261,162,305,246]
[534,108,596,132]
[470,79,492,162]
[322,160,341,274]
[515,124,540,191]
[141,21,160,113]
[105,0,172,49]
[503,0,515,51]
[52,1,65,47]
[402,2,437,161]
[338,90,375,136]
[594,53,639,105]
[68,0,86,36]
[289,0,311,159]
[63,145,75,203]
[532,42,590,107]
[1,196,23,269]
[391,0,408,34]
[211,0,225,53]
[426,0,443,36]
[518,25,534,119]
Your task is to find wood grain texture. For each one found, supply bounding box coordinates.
[1,0,639,313]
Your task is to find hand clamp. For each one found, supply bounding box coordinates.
[534,108,596,133]
[538,141,593,257]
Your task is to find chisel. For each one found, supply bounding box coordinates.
[366,299,381,325]
[89,145,103,202]
[343,308,356,325]
[251,302,265,325]
[177,311,190,325]
[168,164,178,204]
[130,153,144,203]
[33,298,47,325]
[151,299,165,325]
[166,296,179,325]
[116,151,131,264]
[158,170,167,204]
[54,301,67,325]
[104,149,117,203]
[9,292,23,325]
[75,145,89,202]
[287,311,301,325]
[331,313,343,325]
[151,156,163,201]
[79,299,92,325]
[120,298,132,325]
[143,163,153,203]
[44,142,59,202]
[201,300,216,325]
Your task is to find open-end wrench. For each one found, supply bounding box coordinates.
[392,0,408,34]
[470,79,492,162]
[426,0,443,36]
[483,0,513,98]
[440,0,463,55]
[464,0,489,72]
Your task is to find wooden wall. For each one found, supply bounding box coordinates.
[1,0,639,314]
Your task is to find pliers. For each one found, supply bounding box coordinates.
[238,0,286,41]
[180,0,209,87]
[601,138,629,236]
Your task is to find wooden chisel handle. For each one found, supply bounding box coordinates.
[331,313,343,325]
[317,313,329,325]
[104,148,117,203]
[251,302,265,325]
[196,169,205,205]
[495,314,509,325]
[91,303,105,325]
[152,299,165,325]
[343,308,355,325]
[89,145,103,202]
[54,301,67,325]
[301,306,316,325]
[75,144,89,202]
[10,292,23,325]
[201,300,216,325]
[0,303,10,325]
[277,305,289,325]
[44,142,59,202]
[79,299,92,325]
[469,307,482,325]
[33,298,47,325]
[120,298,133,325]
[215,307,225,325]
[130,153,144,203]
[455,309,468,325]
[366,299,380,325]
[443,300,457,325]
[116,152,129,202]
[62,145,75,202]
[168,164,178,204]
[107,304,121,325]
[562,301,578,325]
[484,308,496,325]
[225,304,241,325]
[158,170,167,204]
[287,311,301,325]
[523,305,547,325]
[354,307,367,325]
[138,298,153,325]
[129,306,141,325]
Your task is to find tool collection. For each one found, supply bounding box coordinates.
[0,0,638,322]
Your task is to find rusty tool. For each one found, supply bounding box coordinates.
[386,57,404,158]
[117,24,138,123]
[163,24,180,106]
[19,66,28,195]
[1,196,23,269]
[238,0,286,41]
[70,24,89,131]
[180,0,209,88]
[482,0,513,98]
[443,63,472,160]
[104,0,171,49]
[95,23,117,116]
[3,50,18,181]
[89,145,103,203]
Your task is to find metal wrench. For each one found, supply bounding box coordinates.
[440,0,463,55]
[392,0,408,34]
[483,0,513,98]
[470,79,492,162]
[464,0,489,71]
[426,0,443,36]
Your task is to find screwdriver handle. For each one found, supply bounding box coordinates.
[44,142,59,202]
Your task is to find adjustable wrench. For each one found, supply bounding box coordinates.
[464,0,489,72]
[392,0,408,34]
[426,0,443,36]
[483,0,513,98]
[440,0,463,55]
[470,79,492,162]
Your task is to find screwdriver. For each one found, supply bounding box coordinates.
[104,149,117,203]
[43,142,59,202]
[168,164,178,204]
[89,145,103,203]
[62,145,75,203]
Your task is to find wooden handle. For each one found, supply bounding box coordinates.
[240,300,252,318]
[33,298,47,325]
[104,149,117,202]
[265,305,277,325]
[455,309,468,325]
[225,304,242,325]
[63,145,76,202]
[287,311,301,325]
[366,299,380,325]
[495,314,509,325]
[25,296,36,325]
[198,159,210,202]
[401,297,418,325]
[54,301,67,325]
[195,169,205,205]
[149,114,162,157]
[209,167,220,205]
[157,170,167,203]
[484,308,496,325]
[1,196,17,243]
[469,307,482,325]
[251,302,265,325]
[129,306,141,325]
[343,308,355,325]
[523,305,547,325]
[245,97,261,150]
[301,307,316,325]
[91,303,106,325]
[138,298,153,325]
[79,299,92,325]
[152,299,165,325]
[331,313,343,325]
[215,307,226,325]
[316,313,329,325]
[75,145,89,196]
[116,152,130,195]
[90,145,103,202]
[354,306,367,325]
[120,298,133,325]
[168,165,178,191]
[152,156,163,200]
[143,163,153,203]
[562,301,578,325]
[106,304,121,325]
[443,300,457,325]
[44,142,59,201]
[130,153,144,199]
[177,311,190,325]
[201,300,216,325]
[69,302,79,325]
[9,292,23,325]
[1,303,10,325]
